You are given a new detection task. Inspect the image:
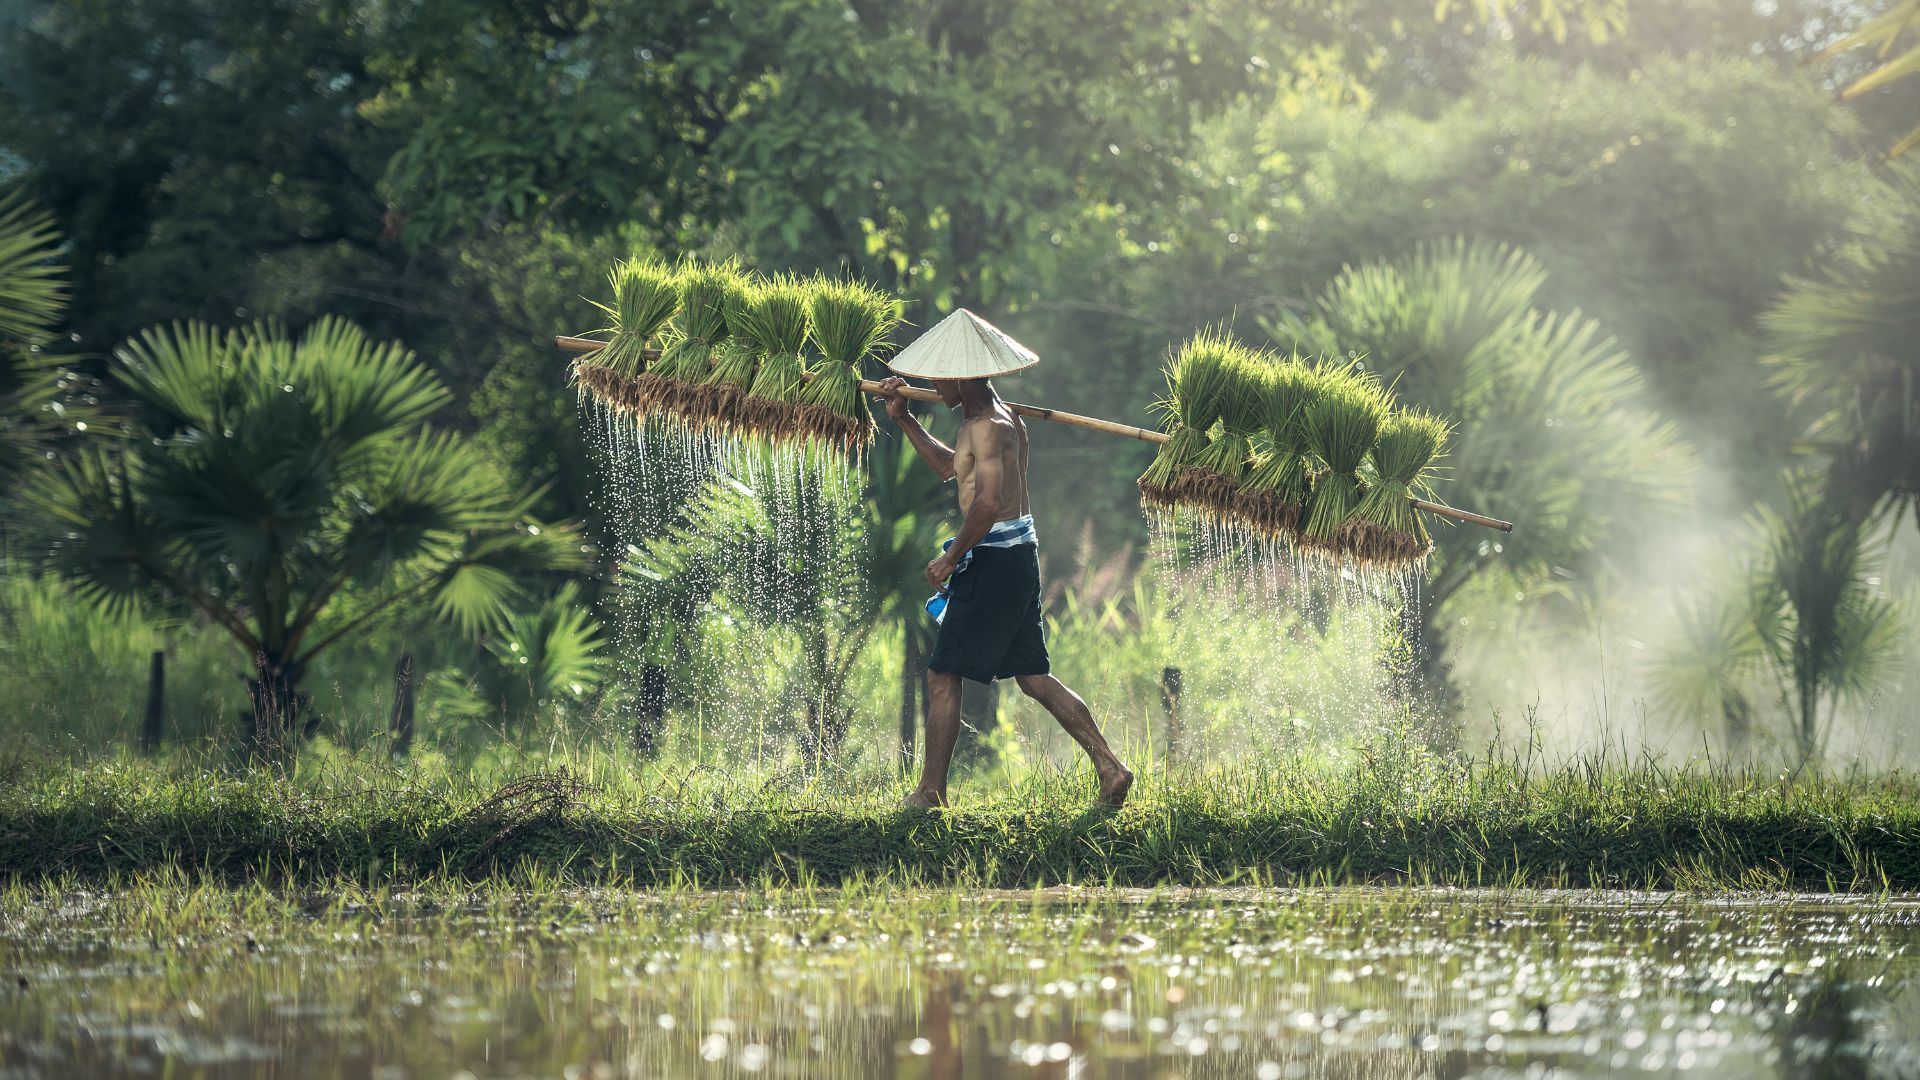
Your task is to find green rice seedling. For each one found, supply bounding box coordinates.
[739,274,814,438]
[794,277,901,450]
[1236,354,1318,539]
[1138,329,1244,510]
[696,278,771,433]
[1177,348,1269,520]
[574,256,680,415]
[652,260,751,429]
[1299,361,1391,557]
[1350,407,1452,567]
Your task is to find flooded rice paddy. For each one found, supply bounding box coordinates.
[1,888,1916,1078]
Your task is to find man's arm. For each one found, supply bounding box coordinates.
[876,376,956,480]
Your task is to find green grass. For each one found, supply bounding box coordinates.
[4,743,1916,891]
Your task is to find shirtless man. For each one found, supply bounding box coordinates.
[876,371,1133,809]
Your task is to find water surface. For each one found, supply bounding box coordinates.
[1,888,1915,1077]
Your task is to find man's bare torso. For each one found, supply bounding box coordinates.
[953,403,1031,519]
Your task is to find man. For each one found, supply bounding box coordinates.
[875,309,1133,810]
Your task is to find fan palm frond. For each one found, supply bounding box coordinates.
[0,189,66,347]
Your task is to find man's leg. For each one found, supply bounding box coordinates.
[1014,674,1134,807]
[907,669,964,807]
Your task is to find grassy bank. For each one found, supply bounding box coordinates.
[3,745,1917,891]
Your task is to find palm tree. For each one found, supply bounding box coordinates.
[1753,483,1903,765]
[22,318,583,757]
[1267,239,1694,707]
[623,433,949,769]
[624,451,877,765]
[1652,571,1766,754]
[432,581,606,747]
[1764,162,1920,531]
[0,188,87,502]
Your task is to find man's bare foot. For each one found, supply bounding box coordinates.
[1097,766,1134,809]
[903,789,947,810]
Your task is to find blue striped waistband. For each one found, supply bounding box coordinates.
[974,514,1037,549]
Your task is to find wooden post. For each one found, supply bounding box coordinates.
[955,679,999,768]
[140,650,165,755]
[388,653,416,758]
[1159,666,1184,762]
[634,664,669,754]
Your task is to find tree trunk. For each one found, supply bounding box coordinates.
[1796,672,1819,765]
[243,652,309,762]
[954,678,999,770]
[898,623,923,774]
[388,653,416,759]
[803,701,852,769]
[140,650,165,755]
[632,663,668,755]
[1159,665,1184,763]
[799,630,850,768]
[1722,692,1751,756]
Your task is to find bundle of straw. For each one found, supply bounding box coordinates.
[1235,355,1318,537]
[652,260,750,427]
[1299,362,1390,554]
[795,278,901,449]
[737,273,814,438]
[1138,329,1242,510]
[574,256,680,414]
[1348,407,1452,566]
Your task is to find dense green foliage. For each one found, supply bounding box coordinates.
[0,0,1916,765]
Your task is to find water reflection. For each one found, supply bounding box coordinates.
[1,889,1916,1078]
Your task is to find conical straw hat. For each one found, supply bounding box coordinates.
[886,308,1038,380]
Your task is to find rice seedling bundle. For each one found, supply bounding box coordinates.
[1299,362,1391,555]
[574,257,679,415]
[1138,329,1244,510]
[737,273,814,438]
[697,276,785,433]
[1349,407,1452,566]
[1235,355,1318,537]
[652,260,751,428]
[795,278,901,449]
[1177,347,1270,520]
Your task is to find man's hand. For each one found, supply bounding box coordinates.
[877,376,914,422]
[926,552,958,590]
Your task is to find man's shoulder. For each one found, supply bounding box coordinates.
[959,412,1018,441]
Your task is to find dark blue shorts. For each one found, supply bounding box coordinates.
[928,544,1050,684]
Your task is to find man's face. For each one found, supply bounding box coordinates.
[935,381,963,409]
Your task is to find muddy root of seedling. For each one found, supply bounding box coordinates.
[575,362,679,419]
[789,402,874,452]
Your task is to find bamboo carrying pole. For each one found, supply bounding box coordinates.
[555,335,1515,533]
